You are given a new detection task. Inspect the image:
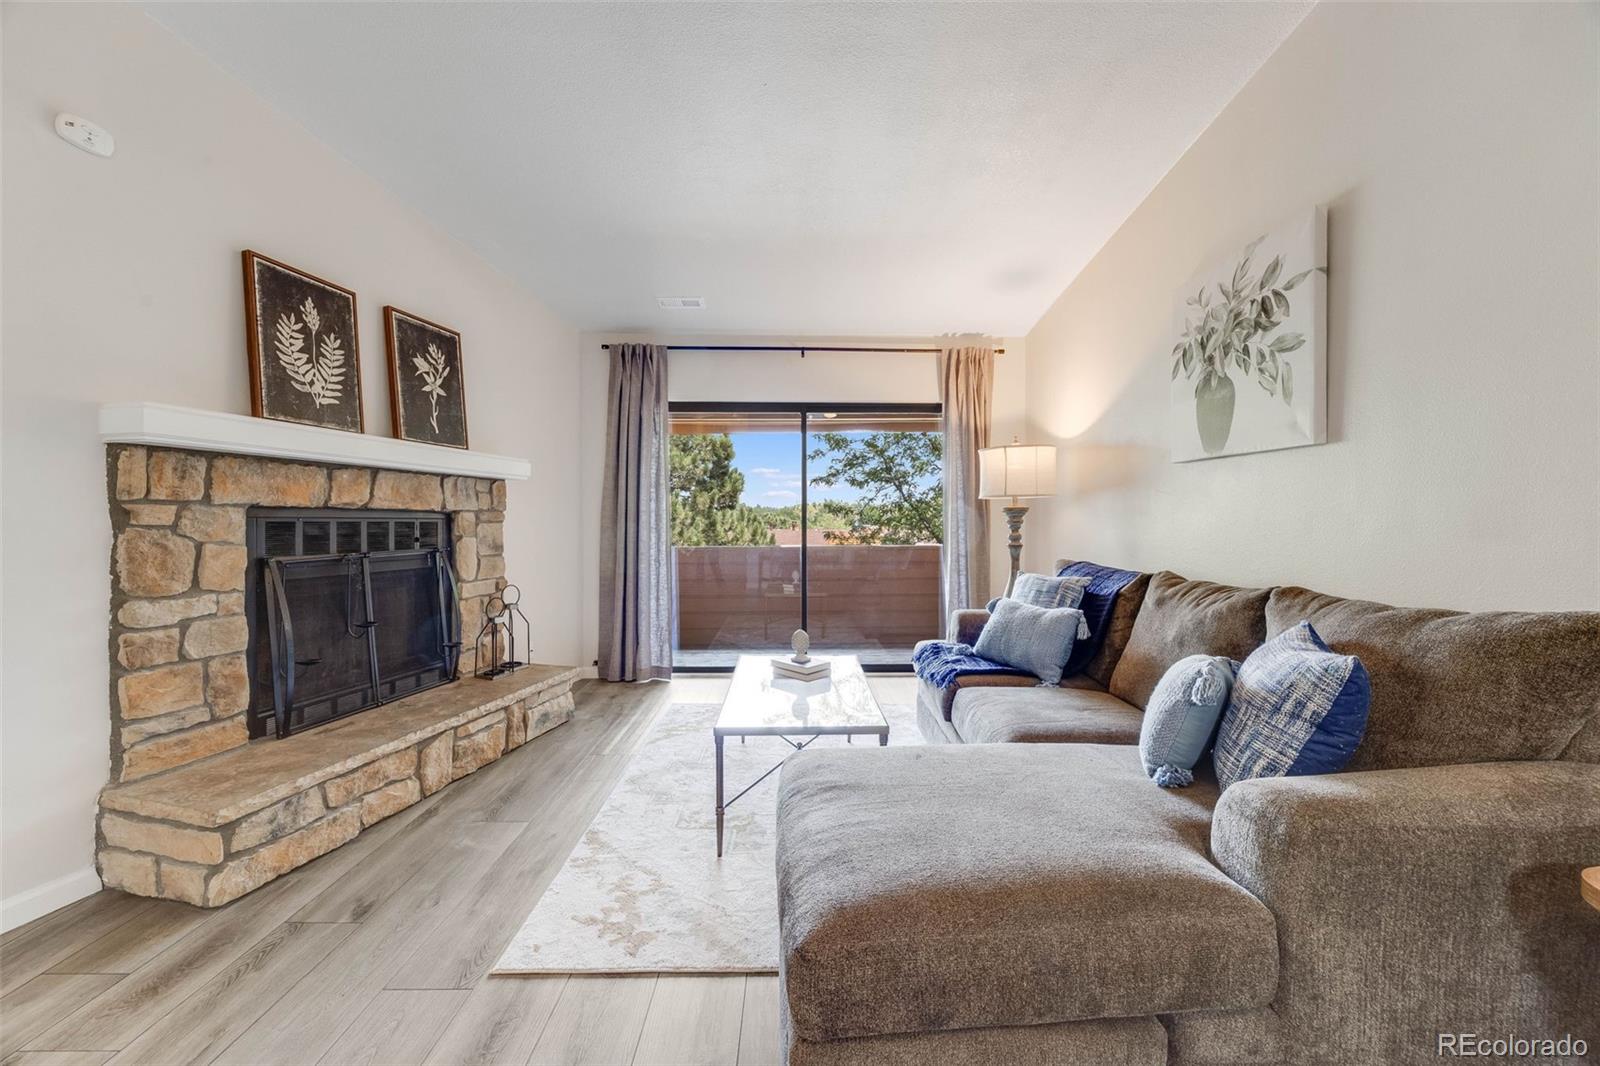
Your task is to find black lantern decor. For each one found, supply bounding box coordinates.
[472,582,532,679]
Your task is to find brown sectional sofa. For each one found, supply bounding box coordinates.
[776,563,1600,1065]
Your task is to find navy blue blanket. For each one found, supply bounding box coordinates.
[1058,561,1142,676]
[914,562,1142,692]
[911,640,1032,690]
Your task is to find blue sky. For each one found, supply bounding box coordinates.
[729,431,820,506]
[729,430,938,507]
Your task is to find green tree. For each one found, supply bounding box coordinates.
[806,499,854,535]
[669,434,775,546]
[807,432,943,545]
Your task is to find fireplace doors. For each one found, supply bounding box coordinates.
[247,509,461,738]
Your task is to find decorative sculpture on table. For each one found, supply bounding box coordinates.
[771,628,831,681]
[472,583,532,679]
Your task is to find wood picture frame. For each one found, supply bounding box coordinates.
[384,306,469,449]
[242,250,364,432]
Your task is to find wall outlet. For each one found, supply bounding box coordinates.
[54,114,114,158]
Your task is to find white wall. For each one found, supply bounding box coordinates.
[1,4,581,928]
[578,335,1028,670]
[1024,1,1599,610]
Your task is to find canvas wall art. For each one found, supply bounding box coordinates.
[1169,207,1327,461]
[385,306,468,449]
[243,251,363,432]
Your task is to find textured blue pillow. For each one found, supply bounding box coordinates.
[984,573,1091,615]
[1010,572,1092,611]
[973,597,1090,687]
[1138,655,1238,788]
[1213,621,1371,790]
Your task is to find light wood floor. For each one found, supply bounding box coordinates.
[0,675,918,1066]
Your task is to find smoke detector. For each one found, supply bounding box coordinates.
[55,113,115,158]
[656,297,705,310]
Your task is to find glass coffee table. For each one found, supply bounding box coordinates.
[713,654,887,857]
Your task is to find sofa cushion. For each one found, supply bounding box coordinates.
[1267,587,1600,769]
[1056,561,1152,687]
[1109,571,1270,709]
[776,744,1279,1042]
[951,683,1144,744]
[783,1007,1168,1066]
[913,666,1102,736]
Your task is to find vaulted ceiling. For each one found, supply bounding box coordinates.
[148,2,1310,335]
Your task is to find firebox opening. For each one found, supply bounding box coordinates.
[246,508,460,738]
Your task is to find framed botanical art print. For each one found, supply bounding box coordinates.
[1168,206,1327,461]
[242,250,363,432]
[384,307,468,449]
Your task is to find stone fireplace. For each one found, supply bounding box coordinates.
[95,427,575,907]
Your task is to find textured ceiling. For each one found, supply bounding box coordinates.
[147,2,1310,335]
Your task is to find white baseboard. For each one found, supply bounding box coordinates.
[1,866,103,933]
[579,664,600,680]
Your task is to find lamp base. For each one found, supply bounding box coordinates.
[1001,504,1029,598]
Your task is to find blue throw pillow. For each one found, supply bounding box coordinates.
[1138,655,1238,788]
[973,597,1090,687]
[984,573,1091,615]
[1213,621,1372,790]
[1010,572,1092,611]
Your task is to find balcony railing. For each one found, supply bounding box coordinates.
[673,544,941,660]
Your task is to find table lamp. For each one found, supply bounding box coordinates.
[978,437,1058,598]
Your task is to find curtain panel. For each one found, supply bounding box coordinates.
[598,343,673,682]
[939,344,994,634]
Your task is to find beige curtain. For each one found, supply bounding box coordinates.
[939,344,994,635]
[598,344,673,682]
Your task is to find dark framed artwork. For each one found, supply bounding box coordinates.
[242,251,363,432]
[384,307,468,449]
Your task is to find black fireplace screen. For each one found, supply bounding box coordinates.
[247,509,460,737]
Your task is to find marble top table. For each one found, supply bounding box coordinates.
[712,654,887,856]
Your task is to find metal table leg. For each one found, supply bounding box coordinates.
[715,733,726,858]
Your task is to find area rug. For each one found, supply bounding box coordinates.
[492,696,921,974]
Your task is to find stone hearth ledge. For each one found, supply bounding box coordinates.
[102,667,575,826]
[96,665,577,907]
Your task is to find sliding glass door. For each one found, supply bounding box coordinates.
[669,403,942,670]
[669,409,804,666]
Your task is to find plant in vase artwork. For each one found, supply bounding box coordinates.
[1168,207,1327,461]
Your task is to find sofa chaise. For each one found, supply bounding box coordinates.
[775,563,1600,1065]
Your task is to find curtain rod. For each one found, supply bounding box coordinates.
[600,344,1004,355]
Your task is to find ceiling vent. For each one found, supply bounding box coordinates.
[656,297,705,310]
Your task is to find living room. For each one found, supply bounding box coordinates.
[2,2,1596,1065]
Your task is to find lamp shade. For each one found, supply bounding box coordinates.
[978,441,1057,500]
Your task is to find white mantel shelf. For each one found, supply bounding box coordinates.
[100,402,532,481]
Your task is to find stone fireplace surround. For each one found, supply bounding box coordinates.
[96,439,575,907]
